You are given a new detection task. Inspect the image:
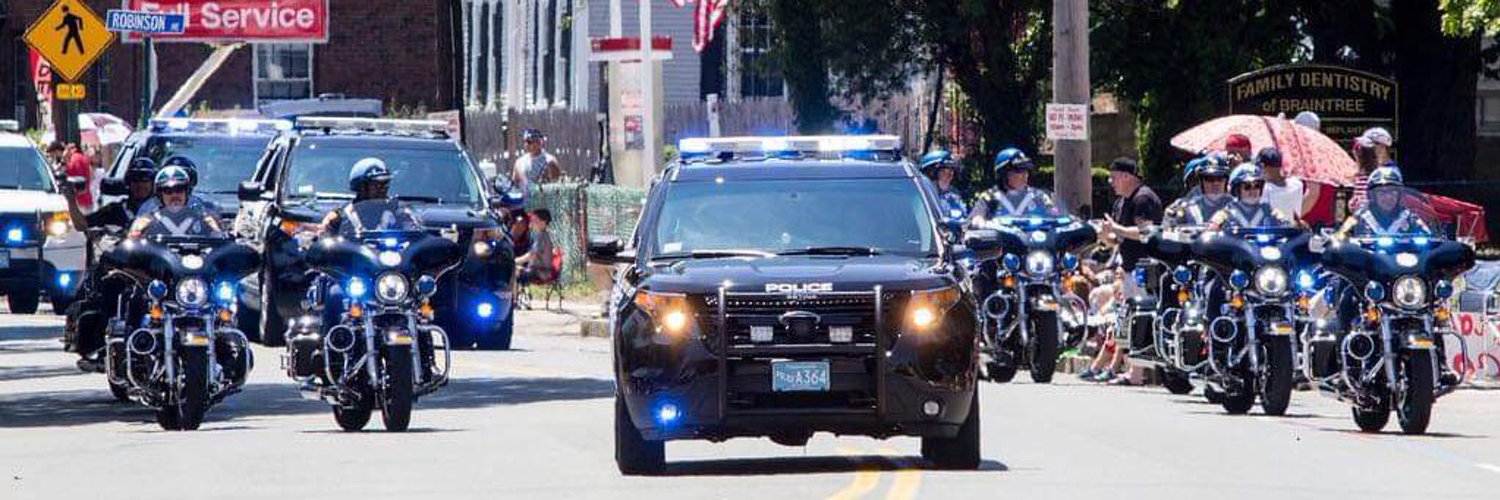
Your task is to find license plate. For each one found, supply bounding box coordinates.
[1271,322,1294,335]
[0,250,9,269]
[772,361,830,392]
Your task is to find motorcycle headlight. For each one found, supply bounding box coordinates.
[1254,267,1289,296]
[376,273,410,303]
[347,277,369,299]
[1172,266,1193,285]
[1434,280,1454,300]
[148,280,168,300]
[1393,276,1427,309]
[1024,251,1055,276]
[1296,270,1317,291]
[1002,253,1021,272]
[1062,253,1079,271]
[1364,281,1386,302]
[1229,270,1250,289]
[215,281,236,304]
[416,275,438,297]
[175,278,208,307]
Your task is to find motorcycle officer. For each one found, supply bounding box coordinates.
[969,147,1059,225]
[60,158,159,370]
[1326,166,1453,384]
[920,150,968,219]
[1165,156,1233,227]
[319,158,420,237]
[128,166,226,238]
[919,150,968,219]
[136,156,221,217]
[1206,164,1299,232]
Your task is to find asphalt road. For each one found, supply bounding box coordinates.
[3,308,1499,500]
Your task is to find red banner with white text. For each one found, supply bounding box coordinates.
[122,0,329,42]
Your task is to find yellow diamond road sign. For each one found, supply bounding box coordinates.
[24,0,116,82]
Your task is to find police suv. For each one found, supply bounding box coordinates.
[0,120,85,313]
[588,135,984,474]
[101,118,290,221]
[234,117,515,349]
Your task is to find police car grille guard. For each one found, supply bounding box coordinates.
[714,285,888,421]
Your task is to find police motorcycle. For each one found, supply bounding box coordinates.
[1173,164,1314,415]
[967,148,1096,384]
[1306,179,1474,434]
[99,232,260,429]
[287,220,462,432]
[1126,157,1233,396]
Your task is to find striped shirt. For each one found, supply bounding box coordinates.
[1349,173,1369,212]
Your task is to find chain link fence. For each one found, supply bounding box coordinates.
[525,182,647,284]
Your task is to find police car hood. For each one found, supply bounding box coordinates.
[643,254,951,295]
[0,189,66,214]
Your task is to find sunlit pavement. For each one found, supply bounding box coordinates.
[3,308,1499,500]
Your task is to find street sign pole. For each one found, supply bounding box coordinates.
[139,35,152,127]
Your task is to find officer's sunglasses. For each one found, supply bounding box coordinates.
[1241,182,1265,191]
[159,186,188,195]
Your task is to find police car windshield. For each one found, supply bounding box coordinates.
[282,143,482,206]
[143,135,268,194]
[0,147,55,191]
[651,178,936,258]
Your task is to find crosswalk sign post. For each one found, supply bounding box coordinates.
[24,0,116,143]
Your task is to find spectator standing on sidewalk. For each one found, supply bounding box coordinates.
[515,209,557,285]
[63,143,94,211]
[512,129,564,192]
[1094,158,1162,385]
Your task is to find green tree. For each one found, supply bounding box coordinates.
[760,0,1052,173]
[1091,1,1301,185]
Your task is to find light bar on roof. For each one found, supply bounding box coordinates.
[148,118,292,134]
[295,116,449,134]
[0,120,18,132]
[678,135,901,159]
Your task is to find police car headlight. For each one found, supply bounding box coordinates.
[175,279,208,307]
[1024,251,1054,276]
[634,291,693,338]
[1393,276,1426,309]
[376,273,410,303]
[45,212,71,237]
[907,286,962,333]
[1254,267,1288,296]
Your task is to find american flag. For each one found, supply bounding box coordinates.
[668,0,732,53]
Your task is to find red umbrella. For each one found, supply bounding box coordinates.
[1170,115,1359,186]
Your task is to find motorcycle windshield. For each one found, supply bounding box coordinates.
[304,237,383,279]
[310,231,463,279]
[988,216,1096,254]
[1192,228,1312,272]
[1322,235,1475,286]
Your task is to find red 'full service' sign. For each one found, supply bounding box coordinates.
[123,0,328,42]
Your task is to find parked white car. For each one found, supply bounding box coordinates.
[0,122,85,314]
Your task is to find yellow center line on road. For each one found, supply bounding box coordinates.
[877,446,922,500]
[827,447,883,500]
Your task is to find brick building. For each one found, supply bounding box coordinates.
[0,0,459,128]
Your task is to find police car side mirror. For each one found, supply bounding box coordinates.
[587,235,630,264]
[238,181,264,202]
[100,178,128,196]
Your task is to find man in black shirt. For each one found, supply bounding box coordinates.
[1092,157,1163,384]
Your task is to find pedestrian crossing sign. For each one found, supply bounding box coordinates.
[24,0,116,82]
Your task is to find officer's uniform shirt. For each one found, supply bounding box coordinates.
[132,205,222,238]
[329,199,420,238]
[971,186,1057,220]
[1336,207,1431,238]
[1207,199,1295,231]
[137,195,221,219]
[1165,194,1232,227]
[86,199,147,230]
[936,188,968,219]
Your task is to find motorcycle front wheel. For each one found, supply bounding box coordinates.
[1260,336,1295,416]
[158,347,210,431]
[380,344,414,432]
[1029,311,1060,384]
[1397,350,1435,435]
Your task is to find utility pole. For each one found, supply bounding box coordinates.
[1052,0,1092,217]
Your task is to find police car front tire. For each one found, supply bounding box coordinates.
[922,390,981,470]
[7,293,39,314]
[615,393,664,475]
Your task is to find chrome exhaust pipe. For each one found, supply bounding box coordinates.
[326,325,357,353]
[1209,316,1239,344]
[982,292,1009,320]
[1343,331,1377,361]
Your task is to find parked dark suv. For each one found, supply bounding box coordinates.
[590,135,985,474]
[234,117,516,349]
